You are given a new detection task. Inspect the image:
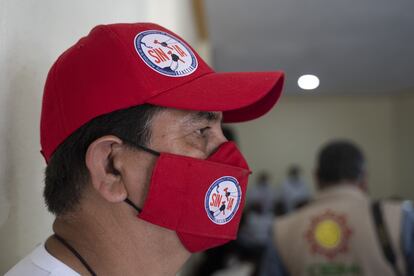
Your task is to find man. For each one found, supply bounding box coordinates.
[5,23,284,275]
[261,140,414,276]
[280,165,311,213]
[248,171,278,214]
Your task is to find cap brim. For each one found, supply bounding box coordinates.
[146,71,284,123]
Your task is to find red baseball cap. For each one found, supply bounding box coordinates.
[40,23,284,162]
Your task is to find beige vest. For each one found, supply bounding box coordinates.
[274,185,405,276]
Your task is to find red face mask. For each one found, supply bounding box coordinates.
[124,141,251,252]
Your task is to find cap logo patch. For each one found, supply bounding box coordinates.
[205,176,242,225]
[134,30,198,77]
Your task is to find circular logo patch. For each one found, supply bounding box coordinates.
[205,176,242,225]
[315,219,342,249]
[134,30,198,77]
[305,210,353,260]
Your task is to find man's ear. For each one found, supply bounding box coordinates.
[85,135,127,203]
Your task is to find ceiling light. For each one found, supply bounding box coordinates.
[298,74,320,90]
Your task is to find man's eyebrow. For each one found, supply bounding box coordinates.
[192,111,221,123]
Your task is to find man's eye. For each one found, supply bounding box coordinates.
[195,127,210,136]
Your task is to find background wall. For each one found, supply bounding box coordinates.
[0,0,199,273]
[233,93,413,200]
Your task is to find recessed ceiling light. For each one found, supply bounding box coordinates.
[298,74,320,90]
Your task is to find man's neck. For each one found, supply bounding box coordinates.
[46,202,190,275]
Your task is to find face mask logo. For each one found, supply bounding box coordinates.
[205,176,242,225]
[134,30,198,77]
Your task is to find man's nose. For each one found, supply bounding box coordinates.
[207,127,229,156]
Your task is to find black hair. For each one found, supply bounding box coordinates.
[288,165,301,178]
[316,140,365,186]
[43,104,164,215]
[257,171,270,183]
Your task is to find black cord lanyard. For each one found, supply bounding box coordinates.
[53,234,97,276]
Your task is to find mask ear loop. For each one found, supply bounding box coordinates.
[125,198,142,213]
[120,137,161,157]
[119,137,160,213]
[131,143,161,156]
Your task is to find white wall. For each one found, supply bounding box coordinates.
[233,94,412,200]
[0,0,200,272]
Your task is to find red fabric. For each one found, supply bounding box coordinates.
[147,71,284,122]
[138,142,251,252]
[40,23,284,162]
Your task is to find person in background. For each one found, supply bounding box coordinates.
[281,165,311,213]
[222,126,238,144]
[260,140,414,276]
[242,171,278,251]
[249,171,279,214]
